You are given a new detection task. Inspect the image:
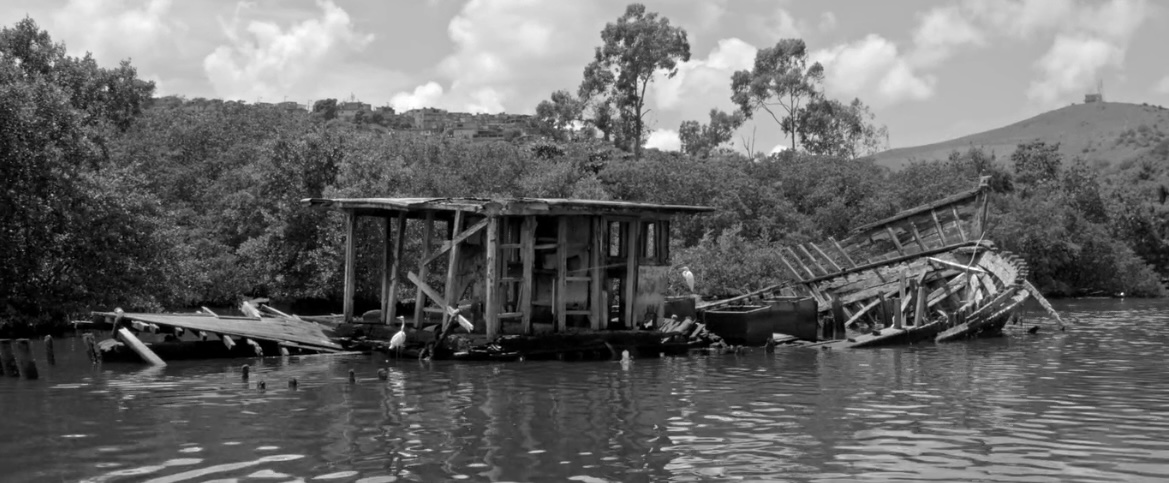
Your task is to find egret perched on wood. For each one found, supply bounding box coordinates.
[680,266,696,293]
[389,315,407,357]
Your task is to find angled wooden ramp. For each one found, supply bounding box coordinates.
[94,312,344,353]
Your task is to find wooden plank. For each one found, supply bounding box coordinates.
[413,212,435,329]
[343,211,357,323]
[844,298,882,328]
[387,212,407,324]
[590,217,604,330]
[829,237,859,268]
[930,209,949,246]
[787,247,817,279]
[927,257,986,274]
[798,244,830,275]
[556,217,569,332]
[624,221,639,329]
[104,312,341,350]
[442,211,465,331]
[885,226,906,255]
[951,205,968,241]
[117,328,166,366]
[778,251,805,282]
[486,216,500,337]
[914,284,927,326]
[830,296,846,340]
[421,217,489,266]
[810,242,843,272]
[407,271,474,332]
[521,216,536,335]
[908,221,929,252]
[1023,280,1065,328]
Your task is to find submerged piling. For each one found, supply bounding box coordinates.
[14,339,38,380]
[44,335,55,365]
[0,339,18,377]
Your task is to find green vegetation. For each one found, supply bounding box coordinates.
[2,9,1166,335]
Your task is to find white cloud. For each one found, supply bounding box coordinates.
[51,0,181,64]
[909,6,986,67]
[1027,35,1122,103]
[769,144,789,155]
[203,0,375,101]
[813,35,936,107]
[1155,75,1169,95]
[651,38,756,120]
[390,82,445,112]
[749,7,806,40]
[426,0,602,113]
[645,129,681,151]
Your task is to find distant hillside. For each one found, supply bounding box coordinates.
[873,101,1169,169]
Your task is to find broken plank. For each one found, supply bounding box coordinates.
[117,328,166,366]
[421,216,489,266]
[407,271,475,332]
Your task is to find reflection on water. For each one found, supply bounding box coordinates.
[1,299,1168,482]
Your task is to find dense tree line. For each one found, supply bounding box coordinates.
[2,12,1166,335]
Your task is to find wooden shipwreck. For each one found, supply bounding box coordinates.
[301,196,716,360]
[699,177,1058,348]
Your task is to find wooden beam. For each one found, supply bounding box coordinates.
[885,226,906,255]
[343,211,357,323]
[407,271,474,332]
[786,247,817,279]
[930,209,949,246]
[556,217,568,332]
[777,251,805,282]
[442,211,464,331]
[624,221,639,329]
[798,244,830,275]
[413,212,435,329]
[116,328,166,366]
[927,257,986,274]
[520,216,535,335]
[810,242,843,272]
[951,205,968,241]
[908,221,929,252]
[421,217,489,266]
[385,212,407,324]
[485,216,500,337]
[590,217,605,330]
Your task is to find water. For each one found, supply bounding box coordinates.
[1,299,1167,482]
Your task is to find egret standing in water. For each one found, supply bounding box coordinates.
[389,315,407,358]
[681,266,696,293]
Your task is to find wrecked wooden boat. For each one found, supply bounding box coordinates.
[301,196,716,360]
[89,304,347,364]
[699,177,1057,348]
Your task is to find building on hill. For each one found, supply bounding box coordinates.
[337,101,372,120]
[1084,93,1103,103]
[277,101,306,112]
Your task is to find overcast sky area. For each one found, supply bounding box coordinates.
[4,0,1167,154]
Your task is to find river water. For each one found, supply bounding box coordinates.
[1,299,1167,482]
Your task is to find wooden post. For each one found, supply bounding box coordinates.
[14,339,38,379]
[877,294,892,328]
[624,220,639,329]
[520,216,536,335]
[343,211,357,323]
[485,216,500,337]
[442,211,465,331]
[83,333,101,364]
[0,339,18,376]
[894,275,906,329]
[556,217,568,332]
[384,212,407,325]
[43,335,55,365]
[830,296,846,340]
[590,217,604,330]
[221,334,236,350]
[117,328,166,366]
[413,212,435,329]
[915,284,928,326]
[381,215,393,324]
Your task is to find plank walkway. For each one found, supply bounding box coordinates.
[94,312,342,351]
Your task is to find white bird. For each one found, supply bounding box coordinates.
[681,266,696,293]
[389,315,407,357]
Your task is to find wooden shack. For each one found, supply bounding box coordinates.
[301,197,713,341]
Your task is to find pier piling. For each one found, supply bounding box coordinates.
[14,339,38,380]
[44,335,55,365]
[0,339,18,377]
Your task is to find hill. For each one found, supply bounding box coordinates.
[873,101,1169,169]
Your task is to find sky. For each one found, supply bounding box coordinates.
[4,0,1168,154]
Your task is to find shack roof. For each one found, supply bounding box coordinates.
[301,197,715,218]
